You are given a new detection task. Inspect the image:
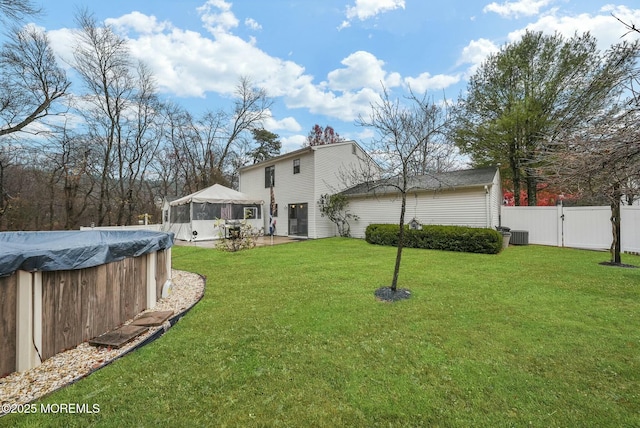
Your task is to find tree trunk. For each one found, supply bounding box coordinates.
[610,183,622,264]
[391,190,407,291]
[513,173,522,206]
[0,162,6,227]
[509,156,522,206]
[526,174,537,206]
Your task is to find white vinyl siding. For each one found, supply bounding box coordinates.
[312,143,375,238]
[239,141,382,238]
[239,152,315,237]
[348,188,492,239]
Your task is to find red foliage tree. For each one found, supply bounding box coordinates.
[306,124,343,146]
[502,181,574,206]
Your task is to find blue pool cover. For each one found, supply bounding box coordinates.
[0,230,174,277]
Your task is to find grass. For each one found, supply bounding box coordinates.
[4,239,640,427]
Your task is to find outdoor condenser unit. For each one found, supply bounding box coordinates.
[509,230,529,245]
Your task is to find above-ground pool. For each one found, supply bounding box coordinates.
[0,230,174,377]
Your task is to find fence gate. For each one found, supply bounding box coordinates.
[561,207,611,251]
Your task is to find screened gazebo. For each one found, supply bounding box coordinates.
[163,184,264,241]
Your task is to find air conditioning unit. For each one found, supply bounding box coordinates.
[510,230,529,245]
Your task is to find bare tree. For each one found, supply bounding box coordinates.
[0,26,71,228]
[543,21,640,265]
[0,0,41,25]
[216,76,273,173]
[72,10,162,226]
[157,76,271,194]
[0,25,70,137]
[0,143,19,228]
[545,105,640,265]
[357,87,452,295]
[613,15,640,112]
[45,127,96,229]
[156,102,197,195]
[72,10,133,225]
[114,62,163,225]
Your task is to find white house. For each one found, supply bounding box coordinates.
[238,140,376,239]
[340,167,502,238]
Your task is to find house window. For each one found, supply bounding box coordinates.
[265,165,275,188]
[293,159,300,174]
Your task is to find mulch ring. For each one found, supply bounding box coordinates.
[599,261,638,268]
[375,286,412,303]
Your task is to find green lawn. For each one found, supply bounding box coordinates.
[4,239,640,427]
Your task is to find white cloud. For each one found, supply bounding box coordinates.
[452,5,640,92]
[404,72,461,93]
[263,112,301,133]
[45,1,469,129]
[507,5,640,49]
[46,27,76,69]
[280,134,307,152]
[457,38,499,73]
[244,18,262,31]
[108,10,382,122]
[325,51,401,92]
[346,0,405,20]
[106,11,171,34]
[340,0,405,29]
[197,0,238,34]
[483,0,555,19]
[286,84,382,122]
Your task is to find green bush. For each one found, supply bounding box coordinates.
[365,223,503,254]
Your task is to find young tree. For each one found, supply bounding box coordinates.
[451,31,639,205]
[317,193,358,237]
[305,124,343,146]
[357,87,451,296]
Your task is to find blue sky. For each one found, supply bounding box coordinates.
[25,0,640,153]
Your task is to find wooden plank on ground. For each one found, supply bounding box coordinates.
[88,325,148,348]
[131,310,174,326]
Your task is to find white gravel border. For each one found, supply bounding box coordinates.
[0,269,204,414]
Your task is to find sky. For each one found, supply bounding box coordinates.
[19,0,640,153]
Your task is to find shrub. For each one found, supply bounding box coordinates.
[214,219,263,252]
[365,224,503,254]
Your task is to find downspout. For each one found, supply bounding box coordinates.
[484,185,490,228]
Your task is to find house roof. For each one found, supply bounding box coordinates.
[170,183,263,206]
[340,167,499,197]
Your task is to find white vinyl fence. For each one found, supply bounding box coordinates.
[501,205,640,253]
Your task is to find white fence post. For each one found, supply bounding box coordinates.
[557,204,563,247]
